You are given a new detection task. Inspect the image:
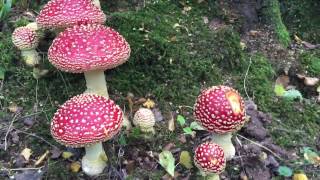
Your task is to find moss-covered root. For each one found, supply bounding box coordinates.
[263,0,291,47]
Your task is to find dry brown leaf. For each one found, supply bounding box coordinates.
[35,150,49,166]
[168,112,175,132]
[70,162,81,173]
[20,148,32,161]
[275,75,290,88]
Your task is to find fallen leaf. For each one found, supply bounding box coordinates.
[164,143,176,151]
[159,150,175,177]
[168,112,175,132]
[283,89,303,100]
[70,162,81,173]
[178,134,187,143]
[35,150,49,166]
[278,166,293,177]
[143,98,155,109]
[176,115,186,126]
[51,147,61,159]
[190,121,205,130]
[183,127,195,136]
[293,173,308,180]
[62,151,74,159]
[179,151,193,169]
[8,103,21,113]
[152,108,164,122]
[303,147,320,165]
[21,148,32,161]
[294,34,303,44]
[274,84,286,96]
[276,75,290,88]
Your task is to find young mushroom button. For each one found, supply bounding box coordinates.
[48,24,131,98]
[51,94,123,176]
[194,86,246,160]
[36,0,106,29]
[133,108,156,134]
[194,142,226,180]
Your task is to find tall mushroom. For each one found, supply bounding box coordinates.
[193,85,246,160]
[194,142,226,180]
[48,24,131,98]
[36,0,106,30]
[51,93,123,176]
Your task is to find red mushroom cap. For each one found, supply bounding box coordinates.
[51,94,123,147]
[36,0,106,29]
[48,24,131,73]
[194,142,226,174]
[193,86,246,134]
[12,26,39,50]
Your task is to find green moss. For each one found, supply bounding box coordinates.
[263,0,291,47]
[269,100,320,148]
[282,0,320,43]
[235,54,275,111]
[300,49,320,76]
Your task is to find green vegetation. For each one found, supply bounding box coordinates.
[300,49,320,76]
[282,0,320,43]
[263,0,291,47]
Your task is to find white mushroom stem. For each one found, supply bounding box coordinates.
[200,171,220,180]
[211,132,235,160]
[82,142,107,176]
[84,70,109,98]
[92,0,101,9]
[26,22,39,31]
[21,50,40,67]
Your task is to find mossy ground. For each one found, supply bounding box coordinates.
[0,0,320,179]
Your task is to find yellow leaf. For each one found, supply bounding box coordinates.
[179,151,193,169]
[70,162,81,173]
[294,35,303,44]
[35,150,49,166]
[21,148,32,161]
[8,103,19,113]
[293,173,308,180]
[62,151,74,159]
[143,99,155,109]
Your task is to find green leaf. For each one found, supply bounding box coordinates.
[0,67,5,80]
[283,89,303,100]
[131,127,141,138]
[278,166,293,177]
[179,151,193,169]
[159,150,175,177]
[303,147,320,165]
[176,115,186,126]
[189,121,205,130]
[183,127,194,135]
[274,84,286,96]
[119,134,127,146]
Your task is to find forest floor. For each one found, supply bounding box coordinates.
[0,0,320,180]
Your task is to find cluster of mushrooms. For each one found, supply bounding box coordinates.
[11,0,248,178]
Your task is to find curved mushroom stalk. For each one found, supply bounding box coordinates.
[84,70,109,98]
[211,133,235,160]
[82,143,108,176]
[92,0,101,8]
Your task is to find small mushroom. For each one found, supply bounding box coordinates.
[51,94,123,176]
[133,108,156,134]
[48,24,131,98]
[194,142,226,180]
[36,0,106,30]
[194,86,247,160]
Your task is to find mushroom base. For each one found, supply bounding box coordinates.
[21,50,40,67]
[84,70,109,98]
[211,132,235,160]
[82,143,108,176]
[200,171,220,180]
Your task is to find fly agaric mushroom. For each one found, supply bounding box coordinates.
[48,24,131,98]
[133,108,156,134]
[194,142,226,180]
[36,0,106,30]
[194,85,246,160]
[12,26,40,67]
[51,93,123,176]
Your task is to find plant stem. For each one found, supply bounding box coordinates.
[211,132,235,160]
[84,70,109,98]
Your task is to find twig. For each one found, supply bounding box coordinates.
[243,56,252,100]
[34,79,39,121]
[4,113,20,151]
[13,128,56,148]
[1,166,44,172]
[236,134,282,160]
